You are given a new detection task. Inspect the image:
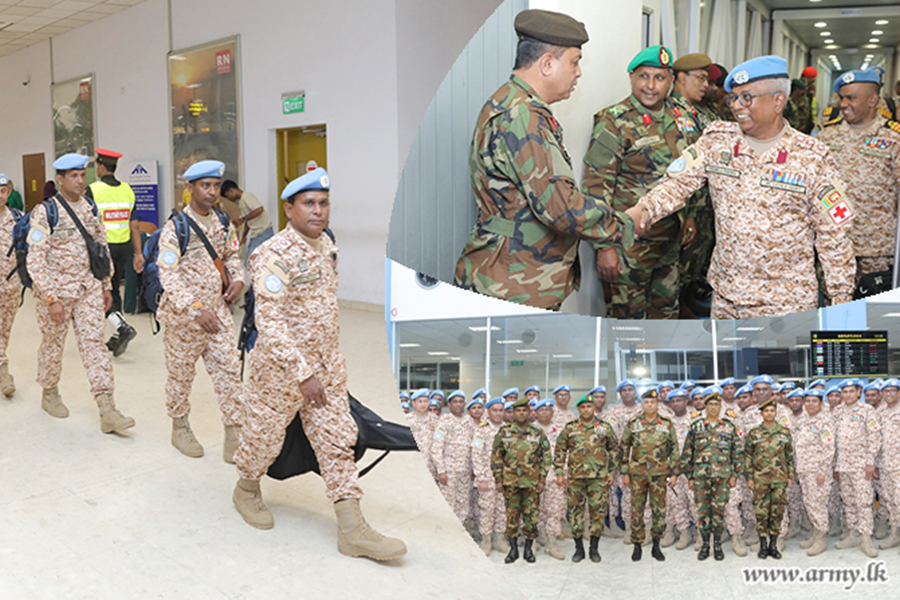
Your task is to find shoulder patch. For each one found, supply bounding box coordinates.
[886,120,900,134]
[158,241,180,266]
[29,221,49,245]
[255,254,290,299]
[823,116,843,128]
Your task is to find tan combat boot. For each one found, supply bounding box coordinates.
[480,535,492,556]
[334,498,407,560]
[675,527,693,550]
[799,529,816,549]
[622,526,632,545]
[879,526,900,550]
[545,536,565,560]
[0,363,15,397]
[661,524,676,548]
[41,386,68,418]
[492,532,510,553]
[95,394,135,434]
[233,478,274,529]
[223,424,241,464]
[171,416,203,457]
[860,534,879,558]
[874,516,889,540]
[806,529,828,556]
[732,535,748,557]
[835,530,861,549]
[605,521,625,538]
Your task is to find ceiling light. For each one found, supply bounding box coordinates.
[722,337,747,342]
[865,44,879,48]
[870,38,880,43]
[880,312,900,317]
[612,326,643,331]
[515,348,538,354]
[552,354,573,358]
[496,339,522,345]
[875,20,888,25]
[427,351,449,356]
[618,337,644,342]
[819,31,831,36]
[861,63,870,70]
[824,39,834,44]
[450,357,460,361]
[872,30,884,35]
[814,22,827,28]
[737,326,765,331]
[467,326,500,332]
[809,0,822,3]
[399,343,420,348]
[633,367,648,376]
[827,45,838,49]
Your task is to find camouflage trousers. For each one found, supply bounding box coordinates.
[567,478,609,538]
[630,475,667,542]
[36,289,113,396]
[799,472,830,532]
[539,471,565,537]
[607,253,679,320]
[874,474,889,523]
[788,476,804,526]
[234,348,363,503]
[838,471,874,535]
[725,475,754,535]
[828,475,842,518]
[680,203,714,288]
[880,469,900,528]
[0,284,20,365]
[478,482,506,537]
[438,471,473,525]
[163,318,242,426]
[503,485,540,539]
[666,474,698,532]
[752,481,788,537]
[693,477,731,535]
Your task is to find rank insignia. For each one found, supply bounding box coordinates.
[719,151,731,165]
[888,120,900,134]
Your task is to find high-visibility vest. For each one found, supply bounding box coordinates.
[89,180,135,244]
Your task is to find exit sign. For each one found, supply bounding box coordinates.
[282,90,305,114]
[510,360,524,366]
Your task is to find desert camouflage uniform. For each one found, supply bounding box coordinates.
[619,413,679,542]
[454,75,634,310]
[472,420,505,538]
[637,121,856,318]
[234,227,362,503]
[582,94,702,319]
[537,418,566,539]
[492,421,551,539]
[667,411,699,534]
[817,115,900,276]
[554,417,617,537]
[157,205,244,425]
[432,412,475,525]
[744,423,794,536]
[407,411,437,478]
[794,408,836,532]
[681,414,742,535]
[833,401,881,535]
[877,403,900,528]
[0,208,21,367]
[28,196,114,396]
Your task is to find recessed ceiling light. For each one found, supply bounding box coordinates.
[826,45,838,49]
[824,39,834,44]
[515,348,538,354]
[399,343,420,348]
[427,351,449,356]
[865,44,879,48]
[875,20,889,25]
[551,354,573,358]
[870,38,880,43]
[819,31,831,36]
[814,22,827,28]
[496,339,522,344]
[872,30,884,35]
[809,0,822,3]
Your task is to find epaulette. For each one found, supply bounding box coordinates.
[607,103,629,118]
[704,120,739,135]
[823,115,843,128]
[792,133,828,156]
[690,410,703,421]
[878,106,893,120]
[725,409,737,419]
[886,120,900,134]
[479,421,489,427]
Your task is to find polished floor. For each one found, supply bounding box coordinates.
[0,295,520,599]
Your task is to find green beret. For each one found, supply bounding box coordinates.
[758,397,777,411]
[512,397,530,408]
[791,78,807,90]
[628,45,673,72]
[514,9,589,48]
[672,53,711,72]
[576,395,593,407]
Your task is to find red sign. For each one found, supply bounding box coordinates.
[216,50,232,75]
[103,209,130,222]
[79,81,90,100]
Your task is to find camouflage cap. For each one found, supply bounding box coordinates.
[514,9,589,48]
[627,44,673,72]
[672,53,711,72]
[511,397,530,409]
[758,397,777,411]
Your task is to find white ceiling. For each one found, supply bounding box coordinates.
[0,0,145,59]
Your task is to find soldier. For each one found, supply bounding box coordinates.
[534,398,565,559]
[783,79,807,132]
[808,378,826,390]
[430,389,445,406]
[608,379,643,540]
[619,389,678,562]
[744,397,794,559]
[551,384,576,429]
[681,379,696,396]
[428,396,443,417]
[554,394,617,562]
[525,385,541,403]
[671,53,713,129]
[407,388,436,480]
[726,383,757,551]
[583,45,701,319]
[465,393,486,534]
[0,173,21,397]
[681,392,741,560]
[795,388,835,556]
[720,377,738,411]
[784,388,807,541]
[877,379,900,549]
[689,388,705,412]
[432,389,474,526]
[865,382,882,410]
[657,381,675,417]
[589,385,609,420]
[28,153,134,434]
[832,379,881,557]
[818,71,900,288]
[232,168,406,560]
[492,397,552,563]
[467,394,486,425]
[85,148,141,357]
[628,55,856,318]
[795,67,816,134]
[709,64,734,122]
[157,160,244,460]
[664,389,701,551]
[454,9,633,310]
[398,391,409,403]
[473,397,509,556]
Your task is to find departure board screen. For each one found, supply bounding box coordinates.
[811,331,889,378]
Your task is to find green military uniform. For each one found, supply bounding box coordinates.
[582,88,702,318]
[795,92,814,135]
[554,415,618,537]
[681,414,742,536]
[619,411,678,542]
[491,419,552,539]
[784,98,802,131]
[744,421,794,537]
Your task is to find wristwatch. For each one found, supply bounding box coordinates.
[191,300,203,317]
[46,295,57,305]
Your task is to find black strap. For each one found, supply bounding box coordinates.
[358,450,391,478]
[181,211,232,288]
[53,194,98,252]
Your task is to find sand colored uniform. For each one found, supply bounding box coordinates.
[432,412,475,524]
[537,419,566,538]
[794,409,835,532]
[833,401,882,536]
[0,208,22,367]
[407,411,437,478]
[877,403,900,528]
[472,420,505,538]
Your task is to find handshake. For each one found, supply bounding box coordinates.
[595,202,653,283]
[624,203,651,237]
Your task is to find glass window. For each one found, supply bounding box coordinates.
[867,298,900,375]
[396,318,488,392]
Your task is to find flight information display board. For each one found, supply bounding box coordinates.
[811,331,889,378]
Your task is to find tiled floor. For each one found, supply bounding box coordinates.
[0,296,520,599]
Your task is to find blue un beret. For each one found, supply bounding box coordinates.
[472,388,488,400]
[281,167,330,200]
[808,379,825,389]
[400,401,410,410]
[183,159,225,182]
[411,388,430,401]
[668,389,687,399]
[863,382,881,393]
[882,378,900,390]
[503,401,514,410]
[725,55,789,93]
[465,397,485,410]
[750,375,774,387]
[485,397,503,409]
[657,380,675,393]
[535,398,554,410]
[704,385,723,397]
[53,153,89,171]
[589,386,606,395]
[502,387,519,398]
[430,390,445,399]
[447,390,466,402]
[553,384,571,395]
[525,385,541,395]
[617,379,636,392]
[720,377,736,387]
[833,70,882,94]
[786,388,805,399]
[428,397,441,407]
[805,389,824,399]
[736,384,752,396]
[399,391,410,400]
[681,380,696,389]
[0,174,7,186]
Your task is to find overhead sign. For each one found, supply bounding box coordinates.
[811,330,889,378]
[282,90,306,114]
[121,160,160,226]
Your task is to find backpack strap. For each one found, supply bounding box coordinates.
[172,212,190,255]
[43,199,59,232]
[213,208,231,231]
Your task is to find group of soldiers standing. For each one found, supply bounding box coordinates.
[455,9,900,319]
[404,373,899,564]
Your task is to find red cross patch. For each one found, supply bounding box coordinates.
[828,201,853,224]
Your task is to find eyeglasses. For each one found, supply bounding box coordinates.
[690,72,709,83]
[725,91,781,107]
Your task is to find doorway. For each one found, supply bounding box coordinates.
[276,125,327,230]
[21,153,45,212]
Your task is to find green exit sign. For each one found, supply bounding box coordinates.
[510,360,524,366]
[282,90,305,114]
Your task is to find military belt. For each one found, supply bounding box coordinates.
[478,215,515,238]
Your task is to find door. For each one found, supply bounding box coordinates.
[276,125,327,230]
[22,153,45,212]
